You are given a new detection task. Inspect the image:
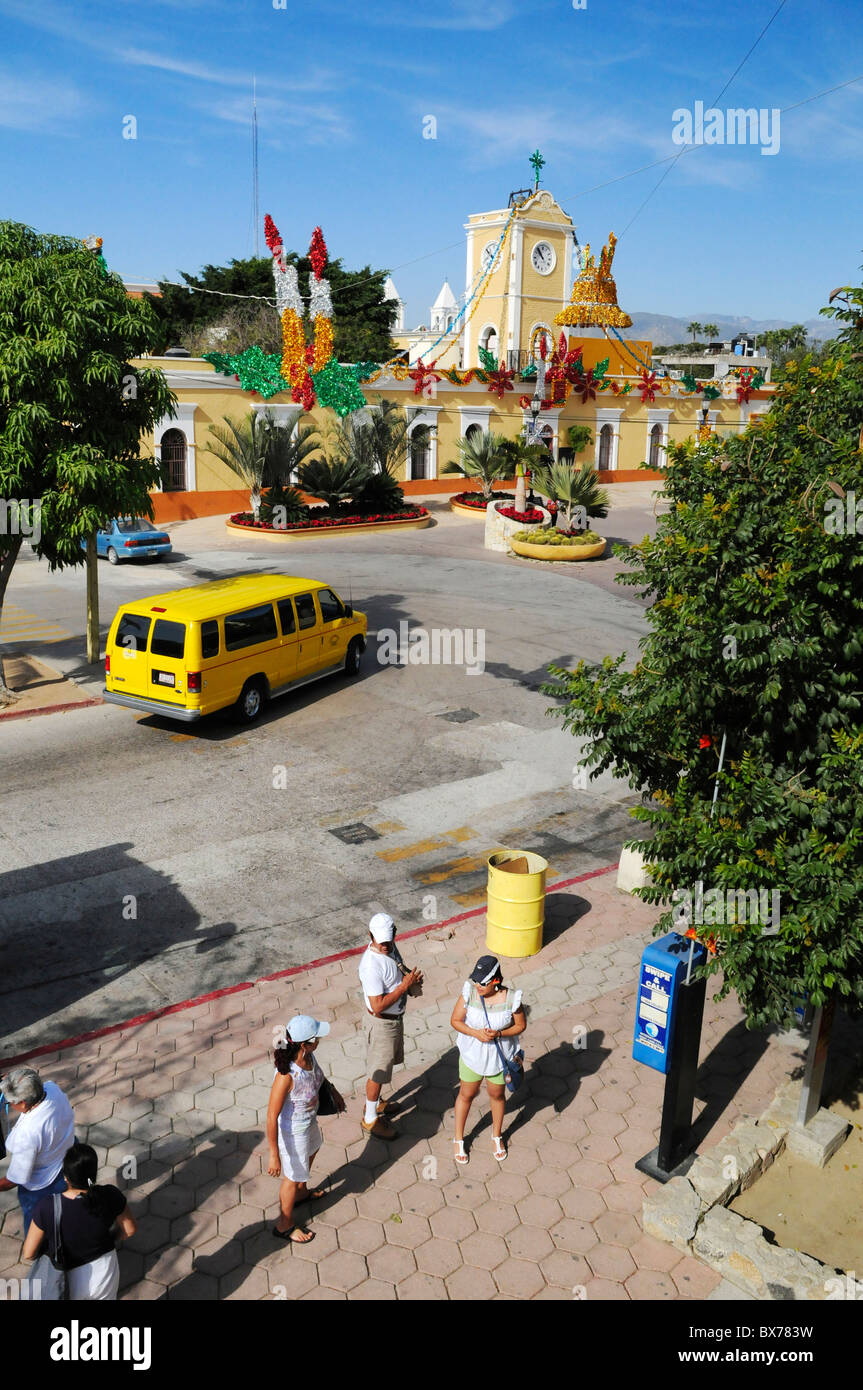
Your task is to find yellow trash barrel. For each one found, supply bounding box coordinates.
[486,850,549,959]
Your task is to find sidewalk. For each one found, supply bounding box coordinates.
[0,869,808,1301]
[0,653,101,721]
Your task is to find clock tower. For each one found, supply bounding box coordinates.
[463,188,575,370]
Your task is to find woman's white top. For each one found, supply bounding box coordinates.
[275,1058,323,1138]
[456,983,523,1077]
[4,1082,75,1189]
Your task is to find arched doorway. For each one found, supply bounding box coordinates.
[410,426,431,480]
[598,424,613,470]
[648,423,664,469]
[161,429,187,491]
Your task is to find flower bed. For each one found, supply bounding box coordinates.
[496,504,545,524]
[229,507,429,532]
[451,490,514,510]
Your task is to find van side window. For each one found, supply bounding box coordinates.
[224,603,278,651]
[116,613,152,654]
[295,593,318,630]
[151,619,186,659]
[318,588,345,623]
[277,598,296,636]
[201,620,220,659]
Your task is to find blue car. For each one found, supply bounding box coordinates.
[85,518,173,565]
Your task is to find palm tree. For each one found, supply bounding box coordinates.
[784,323,807,354]
[687,321,702,345]
[206,412,272,519]
[443,429,511,502]
[702,322,719,340]
[262,421,321,488]
[532,460,610,533]
[295,454,371,514]
[324,397,408,513]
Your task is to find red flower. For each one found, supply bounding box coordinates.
[638,371,658,403]
[572,368,598,403]
[699,736,712,749]
[487,365,515,400]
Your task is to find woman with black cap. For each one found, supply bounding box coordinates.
[449,955,526,1164]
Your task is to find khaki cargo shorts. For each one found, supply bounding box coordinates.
[366,1013,405,1085]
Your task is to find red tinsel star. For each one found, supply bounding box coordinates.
[264,214,282,254]
[309,226,328,281]
[638,371,659,403]
[487,365,515,400]
[736,368,755,404]
[409,358,441,397]
[572,367,598,403]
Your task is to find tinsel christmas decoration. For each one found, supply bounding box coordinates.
[554,233,632,330]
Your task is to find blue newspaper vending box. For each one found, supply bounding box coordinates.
[633,933,707,1074]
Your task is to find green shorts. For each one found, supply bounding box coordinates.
[458,1057,505,1086]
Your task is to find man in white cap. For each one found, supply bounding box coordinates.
[358,913,422,1139]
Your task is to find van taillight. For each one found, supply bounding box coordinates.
[105,654,110,673]
[187,672,202,693]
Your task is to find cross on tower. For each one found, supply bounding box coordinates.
[529,149,545,190]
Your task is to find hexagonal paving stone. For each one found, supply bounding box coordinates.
[355,1187,403,1222]
[593,1210,641,1248]
[445,1265,498,1300]
[626,1269,679,1300]
[337,1217,386,1256]
[583,1276,630,1301]
[441,1178,487,1211]
[384,1212,431,1248]
[484,1172,530,1204]
[196,1179,241,1215]
[458,1229,509,1270]
[570,1159,614,1191]
[429,1206,476,1242]
[129,1113,173,1146]
[194,1087,235,1113]
[415,1237,461,1278]
[506,1224,555,1262]
[540,1249,593,1290]
[148,1184,200,1222]
[218,1204,267,1240]
[399,1181,446,1217]
[515,1193,563,1229]
[601,1183,644,1216]
[494,1258,545,1299]
[548,1218,600,1255]
[586,1243,637,1281]
[527,1167,572,1199]
[671,1255,722,1299]
[312,1197,360,1230]
[586,1109,629,1139]
[265,1258,319,1299]
[300,1285,346,1300]
[398,1271,449,1300]
[239,1174,277,1212]
[146,1244,195,1287]
[287,1224,340,1265]
[347,1278,397,1300]
[171,1209,219,1249]
[474,1201,520,1236]
[223,1268,271,1300]
[367,1243,417,1285]
[628,1234,684,1274]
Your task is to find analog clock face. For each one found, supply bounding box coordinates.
[481,241,498,272]
[531,241,556,275]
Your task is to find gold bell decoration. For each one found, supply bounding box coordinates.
[554,232,632,330]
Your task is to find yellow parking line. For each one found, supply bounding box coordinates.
[376,826,477,863]
[415,851,504,885]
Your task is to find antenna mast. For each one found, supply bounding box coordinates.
[252,76,260,257]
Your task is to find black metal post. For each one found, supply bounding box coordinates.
[636,972,707,1183]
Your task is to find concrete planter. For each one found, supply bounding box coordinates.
[510,535,606,562]
[450,497,489,516]
[226,513,432,539]
[484,500,550,553]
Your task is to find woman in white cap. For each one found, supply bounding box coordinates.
[266,1015,343,1244]
[450,955,526,1164]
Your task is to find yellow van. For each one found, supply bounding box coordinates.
[102,574,367,723]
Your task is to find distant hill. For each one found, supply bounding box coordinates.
[626,312,838,346]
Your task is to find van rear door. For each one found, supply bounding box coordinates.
[147,616,189,708]
[109,611,152,698]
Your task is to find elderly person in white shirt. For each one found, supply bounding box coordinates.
[0,1067,75,1231]
[357,913,422,1140]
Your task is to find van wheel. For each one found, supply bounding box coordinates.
[345,638,363,677]
[236,678,267,723]
[107,547,119,565]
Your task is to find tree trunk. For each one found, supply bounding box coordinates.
[86,533,100,665]
[0,535,24,704]
[796,993,836,1127]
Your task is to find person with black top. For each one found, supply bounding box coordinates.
[22,1142,136,1300]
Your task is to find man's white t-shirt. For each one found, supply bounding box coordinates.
[358,945,404,1017]
[4,1081,75,1189]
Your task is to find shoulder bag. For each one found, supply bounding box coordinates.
[30,1193,69,1301]
[481,992,525,1094]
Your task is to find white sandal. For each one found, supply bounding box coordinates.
[492,1136,507,1162]
[453,1138,469,1165]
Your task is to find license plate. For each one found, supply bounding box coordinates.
[153,671,175,687]
[148,548,159,555]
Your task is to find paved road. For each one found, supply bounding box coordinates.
[0,492,659,1057]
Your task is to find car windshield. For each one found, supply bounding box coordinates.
[117,518,156,534]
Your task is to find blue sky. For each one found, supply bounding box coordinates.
[1,0,861,329]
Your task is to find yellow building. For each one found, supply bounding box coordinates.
[139,186,774,521]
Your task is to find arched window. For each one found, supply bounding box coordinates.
[598,424,613,470]
[465,424,483,446]
[446,316,454,331]
[539,424,554,456]
[161,429,187,491]
[648,423,664,469]
[410,426,430,480]
[479,325,498,359]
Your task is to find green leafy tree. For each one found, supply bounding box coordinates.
[544,279,863,1034]
[295,454,370,514]
[329,398,408,514]
[205,412,273,520]
[702,322,719,340]
[687,321,702,345]
[147,254,397,363]
[443,430,511,501]
[0,221,175,701]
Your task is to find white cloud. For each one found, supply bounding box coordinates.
[0,69,88,132]
[119,48,337,95]
[192,94,352,145]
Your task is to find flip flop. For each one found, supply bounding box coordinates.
[294,1187,327,1205]
[272,1225,316,1243]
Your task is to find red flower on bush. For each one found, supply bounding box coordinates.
[699,736,712,749]
[497,505,545,523]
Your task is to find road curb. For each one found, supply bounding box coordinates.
[0,696,103,722]
[0,862,619,1068]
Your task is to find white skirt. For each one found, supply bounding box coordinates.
[277,1120,323,1183]
[67,1250,120,1301]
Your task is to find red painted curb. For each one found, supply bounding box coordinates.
[0,862,619,1068]
[0,696,103,722]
